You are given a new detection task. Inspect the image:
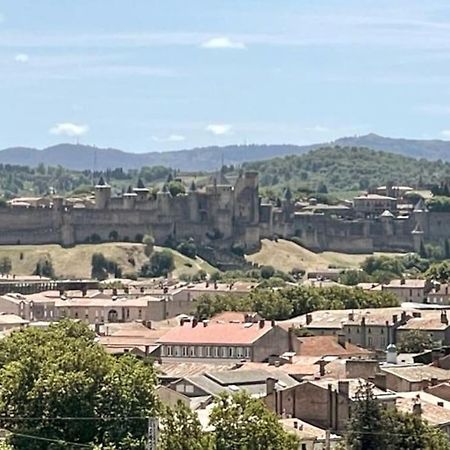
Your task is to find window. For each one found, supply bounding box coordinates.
[228,347,234,358]
[174,346,180,357]
[368,328,371,334]
[206,346,211,358]
[381,328,384,334]
[213,347,219,358]
[138,309,142,319]
[74,311,79,319]
[176,384,184,393]
[126,308,130,319]
[185,385,194,394]
[244,347,251,359]
[166,346,173,356]
[221,347,227,358]
[189,346,196,357]
[182,346,188,357]
[356,328,360,334]
[236,347,244,358]
[198,346,203,357]
[368,337,373,347]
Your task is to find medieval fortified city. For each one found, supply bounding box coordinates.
[4,1,450,449]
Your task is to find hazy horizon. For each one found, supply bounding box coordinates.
[3,1,450,153]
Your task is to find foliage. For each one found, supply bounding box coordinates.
[426,196,450,212]
[91,253,122,280]
[397,330,435,353]
[33,257,55,278]
[230,243,245,257]
[260,265,275,279]
[0,321,159,450]
[347,381,450,450]
[159,401,212,450]
[176,239,197,259]
[339,270,371,286]
[193,285,398,321]
[168,181,186,197]
[0,257,12,275]
[209,392,298,450]
[142,234,155,257]
[243,146,450,193]
[140,250,175,278]
[425,260,450,282]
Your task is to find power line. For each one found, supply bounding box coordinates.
[8,431,92,448]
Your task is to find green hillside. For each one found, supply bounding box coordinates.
[243,146,450,193]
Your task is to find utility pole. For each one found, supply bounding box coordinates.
[325,429,331,450]
[147,417,159,450]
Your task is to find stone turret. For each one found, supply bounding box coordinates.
[133,178,150,202]
[380,209,394,236]
[95,176,111,209]
[123,185,137,209]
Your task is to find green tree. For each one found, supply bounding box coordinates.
[260,265,275,279]
[159,401,212,450]
[397,330,434,353]
[176,240,197,259]
[209,392,298,450]
[33,257,55,278]
[91,252,109,280]
[346,382,388,450]
[426,261,450,282]
[0,321,159,450]
[140,250,175,277]
[142,234,155,257]
[0,257,12,275]
[168,181,185,197]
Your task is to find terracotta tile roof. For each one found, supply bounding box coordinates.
[396,397,450,426]
[157,321,274,345]
[156,361,236,378]
[426,382,450,402]
[381,365,450,382]
[397,312,450,331]
[211,311,259,323]
[383,279,427,289]
[297,336,372,357]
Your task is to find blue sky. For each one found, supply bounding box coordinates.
[2,0,450,152]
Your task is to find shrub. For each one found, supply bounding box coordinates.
[177,240,197,259]
[231,243,245,256]
[260,265,275,279]
[140,250,175,278]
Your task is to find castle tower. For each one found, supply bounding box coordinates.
[133,178,150,202]
[412,198,429,237]
[188,180,200,222]
[281,187,295,222]
[380,209,394,236]
[94,176,111,209]
[234,171,259,225]
[412,223,424,254]
[157,184,172,215]
[123,185,137,209]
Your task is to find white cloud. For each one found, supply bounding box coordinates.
[206,124,232,135]
[305,125,330,133]
[49,122,89,137]
[201,37,246,50]
[441,130,450,138]
[14,53,29,63]
[152,134,186,142]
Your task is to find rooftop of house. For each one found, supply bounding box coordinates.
[210,311,261,323]
[157,320,276,345]
[396,397,450,426]
[429,284,450,296]
[280,418,341,441]
[156,361,236,378]
[180,368,299,398]
[383,279,428,289]
[380,364,450,382]
[308,378,390,399]
[356,283,382,291]
[281,307,412,330]
[396,312,450,331]
[297,335,373,357]
[0,313,29,326]
[425,382,450,402]
[397,390,450,410]
[171,281,258,295]
[236,357,321,377]
[354,193,397,201]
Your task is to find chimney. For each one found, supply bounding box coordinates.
[413,401,422,417]
[318,360,326,377]
[94,322,101,335]
[438,401,444,407]
[180,319,185,326]
[293,420,298,429]
[348,312,354,321]
[112,288,118,296]
[259,319,265,329]
[361,316,366,326]
[392,314,398,324]
[203,320,208,327]
[337,333,346,348]
[82,287,87,297]
[306,313,312,325]
[401,311,407,322]
[338,380,350,398]
[374,373,387,391]
[124,286,129,294]
[271,319,276,327]
[400,278,406,285]
[192,318,198,328]
[412,312,422,318]
[288,327,295,352]
[441,311,449,325]
[266,377,276,395]
[145,345,150,356]
[431,377,438,386]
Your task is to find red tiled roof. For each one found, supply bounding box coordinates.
[297,336,372,357]
[157,321,274,345]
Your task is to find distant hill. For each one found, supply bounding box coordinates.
[0,143,318,171]
[243,146,450,193]
[2,134,450,171]
[334,133,450,160]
